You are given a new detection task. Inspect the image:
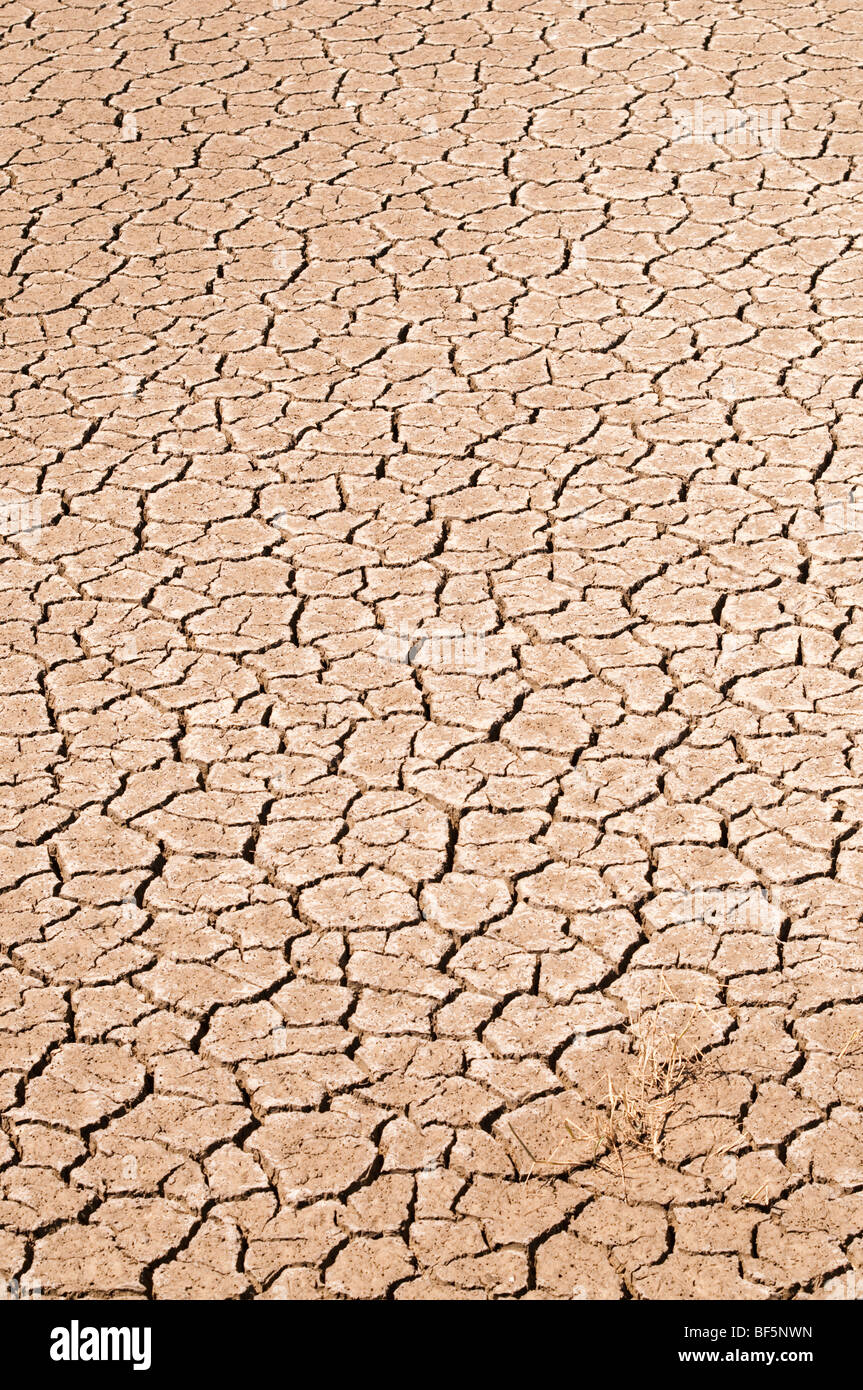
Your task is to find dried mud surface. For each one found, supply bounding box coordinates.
[2,0,863,1301]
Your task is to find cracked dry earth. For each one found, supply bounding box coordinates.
[5,0,863,1308]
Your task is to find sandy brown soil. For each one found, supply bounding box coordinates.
[2,0,863,1302]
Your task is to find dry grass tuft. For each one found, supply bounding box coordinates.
[563,1007,702,1199]
[509,980,711,1202]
